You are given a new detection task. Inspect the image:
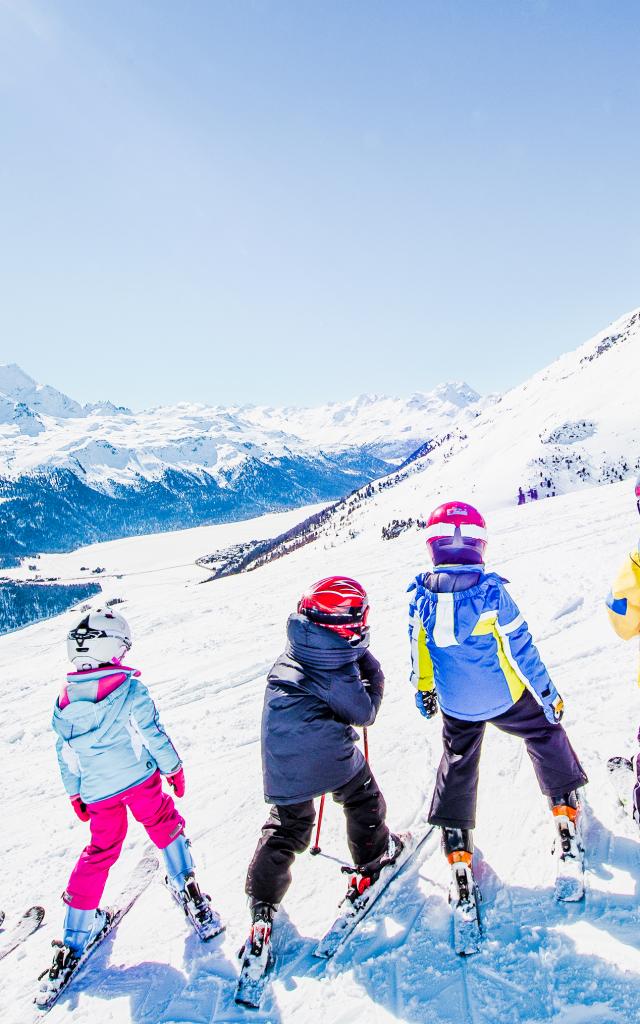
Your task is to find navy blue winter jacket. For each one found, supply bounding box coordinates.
[261,614,384,805]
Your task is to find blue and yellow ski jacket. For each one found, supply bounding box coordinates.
[408,567,555,721]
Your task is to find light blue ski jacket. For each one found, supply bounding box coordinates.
[52,667,181,804]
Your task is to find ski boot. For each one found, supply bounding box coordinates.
[443,827,481,954]
[343,832,404,907]
[35,907,109,1008]
[550,790,585,901]
[443,828,475,906]
[163,835,223,940]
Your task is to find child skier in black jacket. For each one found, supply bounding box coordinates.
[241,577,400,974]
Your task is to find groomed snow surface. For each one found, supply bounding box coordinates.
[1,485,640,1023]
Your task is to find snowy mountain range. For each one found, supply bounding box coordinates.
[1,303,638,568]
[0,368,479,565]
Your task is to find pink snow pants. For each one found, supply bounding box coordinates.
[64,771,185,910]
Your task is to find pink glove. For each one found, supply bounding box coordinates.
[166,767,185,798]
[70,795,90,822]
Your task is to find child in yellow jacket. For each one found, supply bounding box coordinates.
[606,475,640,820]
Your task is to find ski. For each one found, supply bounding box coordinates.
[0,906,45,961]
[313,826,436,960]
[164,875,224,942]
[607,755,635,814]
[234,916,275,1009]
[449,862,481,956]
[554,813,585,903]
[34,852,158,1013]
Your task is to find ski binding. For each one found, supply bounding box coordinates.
[165,873,224,941]
[235,918,275,1009]
[314,827,435,960]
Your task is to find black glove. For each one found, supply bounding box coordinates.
[415,690,439,719]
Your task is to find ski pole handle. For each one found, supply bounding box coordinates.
[310,793,326,855]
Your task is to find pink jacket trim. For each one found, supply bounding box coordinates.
[59,669,136,710]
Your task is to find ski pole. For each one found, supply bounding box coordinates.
[310,794,325,856]
[363,726,369,763]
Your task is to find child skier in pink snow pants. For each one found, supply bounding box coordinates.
[48,608,218,968]
[63,772,185,911]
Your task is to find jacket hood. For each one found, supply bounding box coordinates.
[53,668,139,743]
[59,666,140,710]
[285,614,368,670]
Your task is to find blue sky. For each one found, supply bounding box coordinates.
[0,0,639,410]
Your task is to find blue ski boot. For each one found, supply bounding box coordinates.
[163,835,223,941]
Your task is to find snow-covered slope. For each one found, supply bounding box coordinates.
[1,482,640,1023]
[403,306,640,507]
[289,306,640,553]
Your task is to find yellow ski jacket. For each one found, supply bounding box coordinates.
[606,549,640,681]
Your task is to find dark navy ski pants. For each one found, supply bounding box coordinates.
[245,764,390,905]
[429,689,588,829]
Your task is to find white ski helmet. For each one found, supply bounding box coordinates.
[67,608,132,670]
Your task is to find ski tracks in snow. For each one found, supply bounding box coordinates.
[6,780,640,1023]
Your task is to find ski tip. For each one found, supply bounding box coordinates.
[26,906,46,921]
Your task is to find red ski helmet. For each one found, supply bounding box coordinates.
[424,501,487,566]
[298,576,370,640]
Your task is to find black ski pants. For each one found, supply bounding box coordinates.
[245,764,390,905]
[429,689,588,829]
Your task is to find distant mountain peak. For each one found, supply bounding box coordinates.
[0,363,38,393]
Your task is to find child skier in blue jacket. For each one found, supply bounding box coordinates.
[409,502,587,901]
[38,608,220,1004]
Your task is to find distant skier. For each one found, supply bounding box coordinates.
[606,475,640,819]
[40,608,221,995]
[518,487,526,505]
[240,577,401,990]
[408,502,588,912]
